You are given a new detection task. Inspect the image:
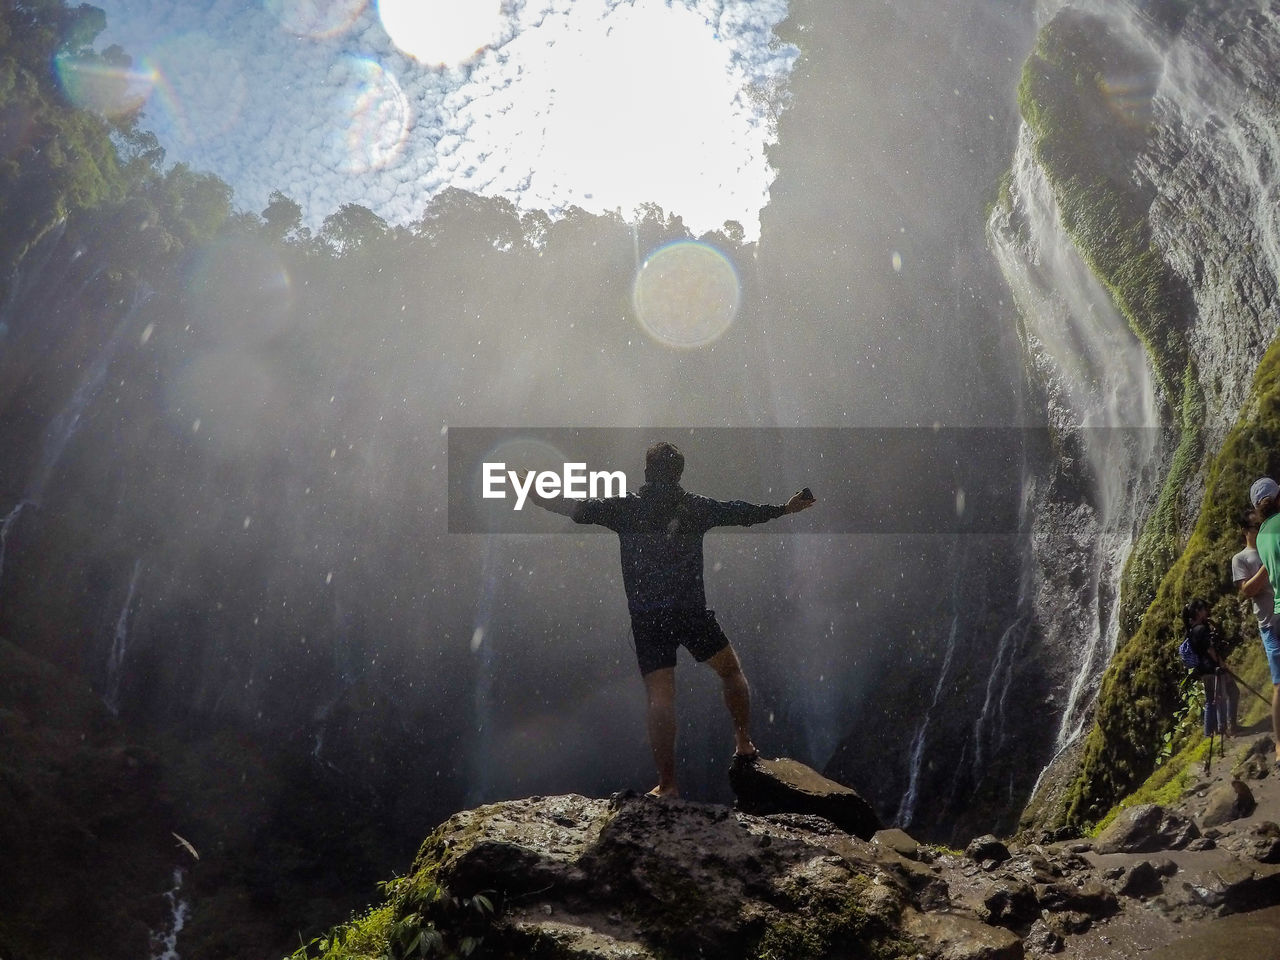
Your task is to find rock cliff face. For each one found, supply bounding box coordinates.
[991,0,1280,827]
[0,639,178,960]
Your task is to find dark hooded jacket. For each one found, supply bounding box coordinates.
[571,481,784,614]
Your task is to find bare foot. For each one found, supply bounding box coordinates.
[646,785,680,799]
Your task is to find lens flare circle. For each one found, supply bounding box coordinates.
[332,57,410,175]
[265,0,368,38]
[377,0,504,66]
[141,33,248,145]
[632,241,741,349]
[55,55,155,117]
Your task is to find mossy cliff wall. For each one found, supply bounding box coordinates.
[1060,339,1280,826]
[1007,0,1280,829]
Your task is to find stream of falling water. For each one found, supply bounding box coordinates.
[992,125,1162,768]
[104,558,142,715]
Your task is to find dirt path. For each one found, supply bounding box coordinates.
[1043,721,1280,958]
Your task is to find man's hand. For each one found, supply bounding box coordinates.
[784,488,816,514]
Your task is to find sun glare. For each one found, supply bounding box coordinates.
[377,0,505,67]
[449,0,784,239]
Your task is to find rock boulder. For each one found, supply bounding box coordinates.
[1200,780,1256,828]
[1093,804,1200,854]
[728,755,882,839]
[966,834,1012,864]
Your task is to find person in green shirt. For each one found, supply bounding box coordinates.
[1247,476,1280,767]
[1234,508,1280,761]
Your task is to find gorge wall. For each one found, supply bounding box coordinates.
[994,0,1280,830]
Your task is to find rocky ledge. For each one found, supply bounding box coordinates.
[300,742,1280,960]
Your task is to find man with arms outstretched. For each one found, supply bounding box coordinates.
[533,441,815,798]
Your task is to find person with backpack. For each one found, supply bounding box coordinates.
[1181,598,1239,738]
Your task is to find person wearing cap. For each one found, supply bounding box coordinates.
[1246,477,1280,766]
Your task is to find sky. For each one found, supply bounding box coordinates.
[85,0,798,239]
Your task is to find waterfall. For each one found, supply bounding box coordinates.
[970,437,1036,783]
[29,283,152,500]
[103,559,142,716]
[971,592,1029,781]
[0,219,68,338]
[991,126,1163,764]
[0,499,34,584]
[895,545,964,828]
[468,538,501,806]
[149,868,190,960]
[309,595,359,770]
[0,282,152,602]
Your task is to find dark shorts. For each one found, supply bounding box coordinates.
[629,608,730,676]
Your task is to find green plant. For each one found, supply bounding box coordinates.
[286,879,496,960]
[1154,673,1202,769]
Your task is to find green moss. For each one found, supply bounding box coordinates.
[1091,658,1273,838]
[1089,738,1204,837]
[985,169,1016,223]
[1017,10,1187,397]
[1057,337,1280,829]
[1120,364,1206,638]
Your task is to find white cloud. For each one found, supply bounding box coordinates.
[96,0,795,238]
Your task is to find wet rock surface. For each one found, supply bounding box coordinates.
[1199,780,1256,828]
[386,725,1280,958]
[966,835,1012,864]
[1093,804,1200,854]
[727,754,882,839]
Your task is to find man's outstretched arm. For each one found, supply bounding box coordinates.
[701,488,816,527]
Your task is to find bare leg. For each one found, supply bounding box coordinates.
[706,645,756,757]
[642,667,679,797]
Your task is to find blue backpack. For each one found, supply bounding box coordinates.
[1178,634,1205,673]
